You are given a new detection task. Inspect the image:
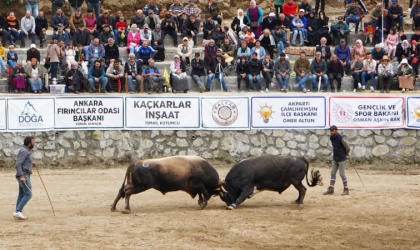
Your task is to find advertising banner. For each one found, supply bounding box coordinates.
[406,97,420,129]
[7,98,55,131]
[201,97,249,129]
[55,97,124,129]
[125,97,200,130]
[329,96,405,129]
[251,96,327,129]
[0,99,6,130]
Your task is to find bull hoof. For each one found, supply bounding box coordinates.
[297,204,304,209]
[121,209,131,214]
[290,200,298,204]
[226,205,236,210]
[111,208,117,212]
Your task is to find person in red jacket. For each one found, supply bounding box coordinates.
[283,0,298,19]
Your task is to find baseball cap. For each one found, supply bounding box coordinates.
[252,51,258,55]
[183,37,188,41]
[269,13,276,17]
[299,9,305,12]
[329,125,338,130]
[217,48,223,52]
[103,10,109,14]
[30,44,36,48]
[340,39,345,43]
[57,23,63,27]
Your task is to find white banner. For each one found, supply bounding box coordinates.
[406,97,420,129]
[55,97,124,130]
[125,97,200,130]
[329,96,405,129]
[7,98,55,131]
[0,99,6,130]
[251,96,327,129]
[201,97,249,130]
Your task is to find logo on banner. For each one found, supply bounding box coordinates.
[257,104,274,123]
[19,101,43,123]
[332,103,353,123]
[212,100,238,126]
[412,106,420,122]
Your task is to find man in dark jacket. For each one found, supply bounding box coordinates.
[51,0,65,23]
[206,49,229,92]
[316,37,331,62]
[66,61,86,93]
[124,53,142,93]
[143,0,160,15]
[262,13,277,31]
[0,14,8,45]
[182,15,200,47]
[311,51,328,91]
[323,125,351,196]
[388,0,403,29]
[51,7,69,31]
[73,25,90,61]
[248,52,263,91]
[104,37,119,66]
[202,14,215,40]
[26,44,40,62]
[35,10,48,48]
[161,14,178,46]
[376,9,394,42]
[68,0,84,16]
[211,24,224,47]
[327,54,344,92]
[99,24,114,46]
[130,9,146,28]
[112,10,126,46]
[236,56,249,91]
[190,52,206,92]
[6,12,20,47]
[96,10,112,34]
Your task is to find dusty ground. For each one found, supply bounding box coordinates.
[0,165,419,250]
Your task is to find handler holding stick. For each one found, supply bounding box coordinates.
[323,125,351,196]
[13,136,36,220]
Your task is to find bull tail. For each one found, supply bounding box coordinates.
[119,163,135,198]
[303,157,324,187]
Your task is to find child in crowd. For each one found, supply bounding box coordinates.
[66,43,76,70]
[385,28,399,60]
[7,44,18,68]
[116,16,127,46]
[291,13,305,46]
[363,22,375,46]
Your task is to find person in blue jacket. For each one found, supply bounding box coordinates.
[136,40,156,65]
[334,39,351,75]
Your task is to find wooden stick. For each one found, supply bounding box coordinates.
[34,166,56,216]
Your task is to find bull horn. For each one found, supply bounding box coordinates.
[221,184,228,193]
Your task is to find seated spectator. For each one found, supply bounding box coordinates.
[116,16,128,46]
[386,28,398,59]
[161,14,178,46]
[345,0,361,33]
[73,25,90,60]
[276,14,291,38]
[212,24,224,47]
[136,40,156,65]
[316,37,331,61]
[388,0,403,30]
[151,24,165,61]
[75,44,87,64]
[112,10,127,46]
[202,14,215,40]
[25,58,43,93]
[204,39,217,66]
[87,38,105,66]
[69,10,85,37]
[124,53,142,93]
[311,51,328,91]
[51,8,69,31]
[140,24,153,44]
[96,10,111,34]
[291,13,305,46]
[262,13,277,31]
[294,51,311,93]
[206,49,230,92]
[65,43,76,70]
[328,55,343,92]
[220,38,235,71]
[247,51,263,91]
[126,24,140,54]
[105,38,119,66]
[182,14,200,47]
[350,52,364,92]
[317,11,331,44]
[143,0,160,15]
[88,60,108,92]
[239,25,256,48]
[334,39,351,75]
[143,59,165,94]
[84,9,99,38]
[224,26,239,50]
[206,0,222,25]
[283,0,298,18]
[7,44,18,68]
[272,26,287,56]
[330,16,349,45]
[361,52,376,91]
[145,10,160,31]
[170,55,189,93]
[259,29,276,60]
[370,3,382,25]
[237,40,251,61]
[299,0,313,17]
[11,62,26,92]
[396,40,411,63]
[26,43,40,62]
[250,40,266,60]
[397,29,406,47]
[169,0,185,31]
[261,54,274,93]
[351,39,367,60]
[53,23,70,46]
[130,9,145,28]
[35,10,48,48]
[177,37,192,65]
[377,55,393,93]
[0,13,8,45]
[376,9,393,42]
[306,11,319,46]
[274,52,292,92]
[397,58,414,92]
[20,11,36,47]
[0,41,6,78]
[66,61,86,94]
[231,9,248,37]
[363,22,376,45]
[99,24,114,46]
[236,56,249,92]
[6,12,21,47]
[190,52,206,92]
[106,60,125,92]
[411,2,420,29]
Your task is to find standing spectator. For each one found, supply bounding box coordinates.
[20,11,36,47]
[96,10,112,34]
[73,25,90,59]
[106,60,125,92]
[377,55,393,93]
[272,26,287,56]
[236,56,249,91]
[330,16,349,45]
[112,11,126,46]
[51,0,65,23]
[345,0,361,33]
[315,37,331,61]
[370,3,382,25]
[177,37,192,65]
[35,11,47,48]
[231,9,248,37]
[262,13,277,32]
[116,16,128,46]
[26,58,43,93]
[283,0,298,18]
[0,14,8,46]
[306,11,319,46]
[237,40,251,61]
[246,0,264,38]
[314,0,325,15]
[184,0,201,19]
[124,53,142,93]
[86,0,101,18]
[69,0,84,16]
[169,0,185,32]
[182,15,200,47]
[104,38,119,66]
[143,0,160,15]
[311,51,328,91]
[274,0,284,15]
[388,0,403,30]
[140,24,153,44]
[206,49,230,92]
[6,12,21,47]
[25,0,39,18]
[66,62,86,93]
[53,23,70,46]
[328,54,343,92]
[130,10,145,29]
[386,28,399,59]
[152,25,165,61]
[190,52,206,92]
[51,8,69,31]
[161,14,178,46]
[87,38,105,66]
[85,9,99,38]
[376,9,394,43]
[145,10,160,31]
[299,0,313,17]
[126,24,140,54]
[26,43,40,62]
[220,38,235,71]
[212,24,225,47]
[143,59,165,93]
[334,39,351,76]
[88,60,108,92]
[99,24,114,46]
[136,40,156,65]
[7,44,18,68]
[247,52,263,91]
[261,54,274,93]
[250,40,266,60]
[46,36,63,80]
[259,29,276,59]
[203,14,216,39]
[361,52,377,91]
[170,55,189,93]
[69,10,86,37]
[206,0,222,25]
[350,52,364,92]
[363,22,376,45]
[274,52,291,92]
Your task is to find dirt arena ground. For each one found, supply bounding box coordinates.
[0,165,419,250]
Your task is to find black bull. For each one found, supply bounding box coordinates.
[219,155,323,209]
[111,156,223,213]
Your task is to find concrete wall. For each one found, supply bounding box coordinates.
[0,129,418,168]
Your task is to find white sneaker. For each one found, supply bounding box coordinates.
[362,86,365,90]
[168,88,172,92]
[13,212,27,220]
[260,90,264,93]
[370,86,374,92]
[265,88,269,93]
[270,82,275,88]
[358,83,362,89]
[353,89,356,93]
[303,88,307,93]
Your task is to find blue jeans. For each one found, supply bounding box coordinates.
[346,16,360,32]
[88,77,108,91]
[129,45,137,54]
[296,74,309,90]
[276,73,290,88]
[8,29,20,43]
[8,60,17,68]
[25,4,39,17]
[127,75,141,92]
[247,74,262,90]
[28,78,43,91]
[19,30,36,44]
[87,2,101,18]
[0,59,6,72]
[361,71,375,87]
[394,16,403,29]
[312,74,329,90]
[206,73,228,90]
[277,41,285,56]
[292,28,303,45]
[16,175,32,213]
[163,30,178,46]
[50,62,59,79]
